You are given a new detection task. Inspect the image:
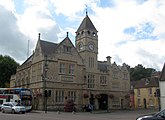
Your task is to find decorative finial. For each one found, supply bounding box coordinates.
[38,33,41,40]
[67,32,69,37]
[85,4,88,16]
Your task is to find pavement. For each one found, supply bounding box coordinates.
[0,109,159,120]
[31,109,159,115]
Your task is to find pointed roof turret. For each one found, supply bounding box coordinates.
[76,15,97,33]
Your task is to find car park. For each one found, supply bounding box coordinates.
[1,102,26,114]
[136,109,165,120]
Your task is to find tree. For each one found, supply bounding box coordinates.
[130,64,156,81]
[0,55,19,87]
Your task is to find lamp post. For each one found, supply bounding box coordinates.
[43,55,48,113]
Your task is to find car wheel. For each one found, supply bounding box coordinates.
[22,111,25,114]
[2,109,5,113]
[12,109,15,114]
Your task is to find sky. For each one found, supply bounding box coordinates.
[0,0,165,71]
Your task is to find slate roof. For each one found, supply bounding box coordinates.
[160,63,165,81]
[20,54,33,66]
[98,61,109,72]
[133,77,159,89]
[40,40,58,55]
[76,15,97,32]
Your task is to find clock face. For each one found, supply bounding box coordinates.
[88,43,94,50]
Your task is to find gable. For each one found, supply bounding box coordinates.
[121,63,129,73]
[57,37,73,53]
[34,40,41,57]
[111,62,120,72]
[55,37,84,64]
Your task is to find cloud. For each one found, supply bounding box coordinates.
[0,0,164,70]
[0,5,27,61]
[87,0,165,70]
[17,4,60,42]
[124,22,157,40]
[0,0,61,63]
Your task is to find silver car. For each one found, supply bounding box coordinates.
[1,102,26,114]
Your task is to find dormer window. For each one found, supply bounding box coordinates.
[145,79,149,85]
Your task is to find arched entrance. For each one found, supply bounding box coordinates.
[98,94,108,110]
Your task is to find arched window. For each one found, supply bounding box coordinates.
[93,32,96,36]
[79,42,83,51]
[81,31,84,35]
[87,30,90,35]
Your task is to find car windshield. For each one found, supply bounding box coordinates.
[10,102,19,106]
[153,109,165,117]
[16,104,21,106]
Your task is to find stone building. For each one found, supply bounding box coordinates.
[10,14,130,111]
[131,75,160,109]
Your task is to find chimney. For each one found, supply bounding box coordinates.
[38,33,41,40]
[106,56,111,65]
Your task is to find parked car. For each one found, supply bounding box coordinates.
[136,109,165,120]
[1,102,26,114]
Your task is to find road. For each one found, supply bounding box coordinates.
[0,109,158,120]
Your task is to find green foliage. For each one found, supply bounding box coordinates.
[0,55,19,87]
[130,64,156,81]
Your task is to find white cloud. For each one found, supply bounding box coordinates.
[0,4,27,62]
[0,0,164,70]
[0,0,15,11]
[87,0,165,70]
[17,5,59,41]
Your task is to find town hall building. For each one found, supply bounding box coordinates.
[10,14,130,111]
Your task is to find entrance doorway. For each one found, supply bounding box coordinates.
[98,94,108,110]
[143,98,147,109]
[90,94,95,105]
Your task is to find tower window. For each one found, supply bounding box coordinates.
[81,31,84,35]
[87,30,90,35]
[93,32,96,36]
[79,43,83,51]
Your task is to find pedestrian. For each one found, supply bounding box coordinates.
[88,104,93,113]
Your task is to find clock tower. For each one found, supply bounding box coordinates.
[75,14,98,71]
